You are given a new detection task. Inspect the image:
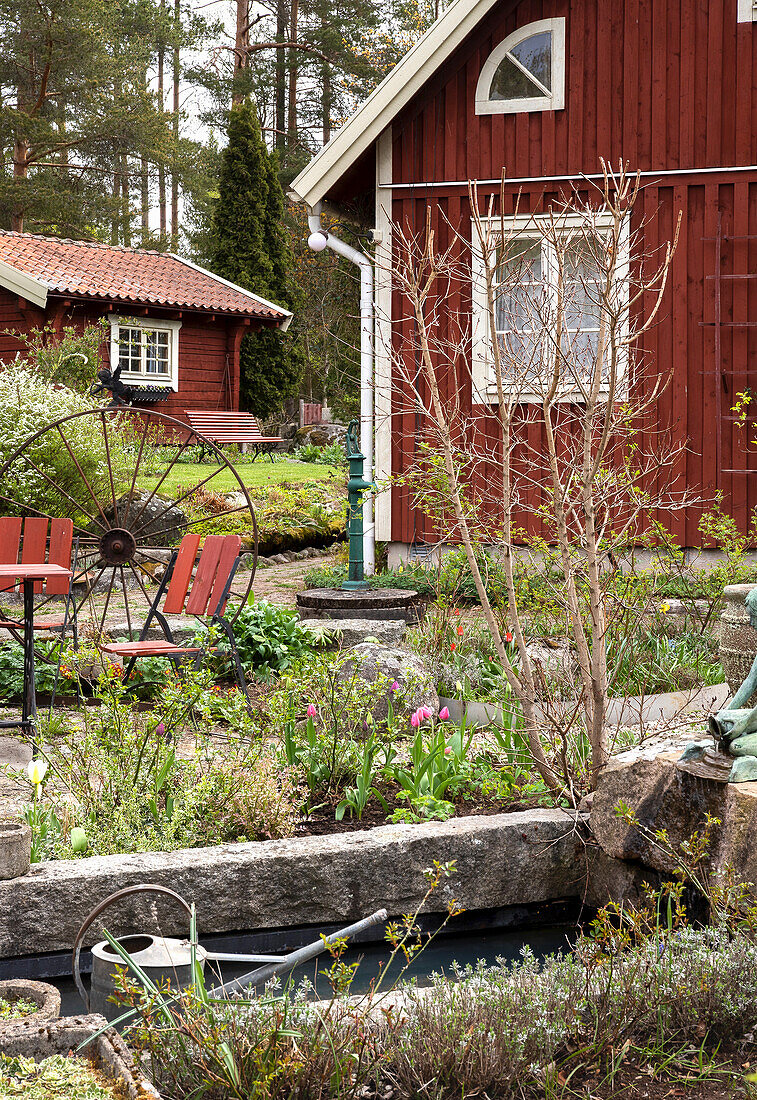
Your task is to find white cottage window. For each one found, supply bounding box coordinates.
[738,0,757,20]
[471,212,629,403]
[475,19,566,115]
[109,317,181,390]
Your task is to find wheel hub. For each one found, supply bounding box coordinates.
[99,528,137,565]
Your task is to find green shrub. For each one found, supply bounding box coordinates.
[11,319,107,392]
[26,676,297,857]
[293,440,347,466]
[0,640,78,701]
[0,362,131,518]
[231,599,315,676]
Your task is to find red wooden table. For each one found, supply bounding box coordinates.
[0,563,72,736]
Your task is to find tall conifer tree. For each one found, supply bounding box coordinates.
[211,99,302,416]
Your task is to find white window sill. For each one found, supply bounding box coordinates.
[120,373,178,392]
[482,386,617,405]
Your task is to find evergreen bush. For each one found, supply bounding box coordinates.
[211,100,303,416]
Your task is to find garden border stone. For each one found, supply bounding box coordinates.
[439,682,730,729]
[0,810,592,960]
[0,1013,160,1098]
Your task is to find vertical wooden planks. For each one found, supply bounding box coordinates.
[623,0,640,166]
[679,0,695,167]
[596,0,612,162]
[732,179,750,533]
[21,518,49,594]
[670,185,690,543]
[650,0,667,168]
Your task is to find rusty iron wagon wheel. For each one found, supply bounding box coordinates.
[0,407,258,648]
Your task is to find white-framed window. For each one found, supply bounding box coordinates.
[109,317,181,390]
[475,18,566,115]
[471,211,630,404]
[738,0,757,20]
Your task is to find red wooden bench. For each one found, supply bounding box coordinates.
[101,532,251,708]
[185,410,282,462]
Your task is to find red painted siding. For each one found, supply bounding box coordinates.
[383,0,757,544]
[0,291,248,423]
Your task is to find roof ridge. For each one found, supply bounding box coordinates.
[0,229,168,258]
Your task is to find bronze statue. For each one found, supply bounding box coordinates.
[89,364,133,407]
[683,587,757,782]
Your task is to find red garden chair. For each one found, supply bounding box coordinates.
[100,532,250,705]
[0,516,78,711]
[0,516,78,639]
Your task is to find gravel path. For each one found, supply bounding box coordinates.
[245,551,338,608]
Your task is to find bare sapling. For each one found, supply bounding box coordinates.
[387,161,692,798]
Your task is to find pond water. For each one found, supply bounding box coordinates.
[47,920,577,1015]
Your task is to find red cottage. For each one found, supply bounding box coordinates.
[0,232,291,418]
[292,0,757,563]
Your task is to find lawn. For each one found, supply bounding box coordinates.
[139,458,339,498]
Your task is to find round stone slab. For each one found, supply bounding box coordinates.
[297,587,420,621]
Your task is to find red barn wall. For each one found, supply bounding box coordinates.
[0,290,245,421]
[385,0,757,545]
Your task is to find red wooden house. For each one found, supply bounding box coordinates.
[0,232,291,418]
[292,0,757,559]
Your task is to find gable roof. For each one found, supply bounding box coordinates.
[0,231,292,325]
[290,0,502,209]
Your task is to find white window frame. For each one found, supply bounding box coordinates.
[738,0,757,22]
[109,316,181,391]
[471,211,630,404]
[475,18,566,116]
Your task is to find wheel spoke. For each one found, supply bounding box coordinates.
[127,559,158,609]
[99,410,120,526]
[139,503,255,543]
[127,436,193,529]
[71,564,107,631]
[135,466,241,539]
[119,566,134,641]
[54,423,112,530]
[97,567,117,639]
[1,453,106,531]
[126,417,150,507]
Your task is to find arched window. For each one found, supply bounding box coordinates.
[475,19,566,115]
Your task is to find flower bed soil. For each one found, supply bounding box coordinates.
[294,790,548,837]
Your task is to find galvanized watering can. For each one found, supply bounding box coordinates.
[73,884,387,1022]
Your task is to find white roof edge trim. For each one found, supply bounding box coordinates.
[290,0,503,208]
[0,258,48,310]
[169,254,293,331]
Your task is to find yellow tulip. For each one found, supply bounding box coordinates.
[27,758,48,787]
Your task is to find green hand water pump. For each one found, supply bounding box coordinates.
[344,419,374,590]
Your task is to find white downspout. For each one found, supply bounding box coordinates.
[307,202,375,575]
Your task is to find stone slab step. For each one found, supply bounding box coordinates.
[300,617,406,647]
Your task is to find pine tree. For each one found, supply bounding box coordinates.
[211,99,303,417]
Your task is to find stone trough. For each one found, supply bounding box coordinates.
[0,810,605,962]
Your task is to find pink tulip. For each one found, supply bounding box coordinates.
[306,703,317,718]
[410,711,421,728]
[444,746,452,755]
[390,681,399,692]
[420,706,432,720]
[439,706,450,721]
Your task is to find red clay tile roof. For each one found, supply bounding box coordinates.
[0,231,290,321]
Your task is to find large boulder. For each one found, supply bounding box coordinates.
[336,642,439,719]
[589,731,757,887]
[100,490,188,548]
[293,423,346,447]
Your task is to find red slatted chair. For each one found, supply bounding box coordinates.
[0,516,77,639]
[101,532,250,704]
